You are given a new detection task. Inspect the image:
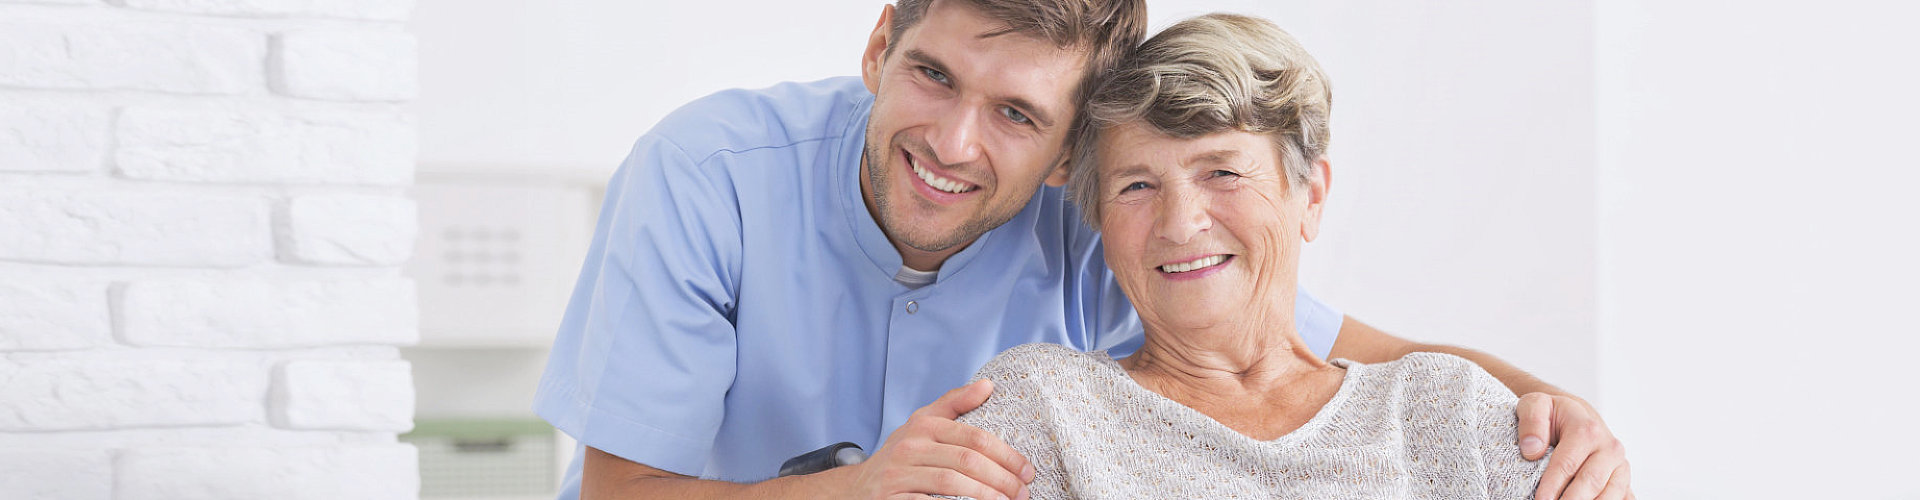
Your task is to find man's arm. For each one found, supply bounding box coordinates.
[582,380,1035,500]
[584,447,840,499]
[1328,316,1632,500]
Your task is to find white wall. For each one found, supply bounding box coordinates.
[0,1,421,498]
[1595,0,1920,497]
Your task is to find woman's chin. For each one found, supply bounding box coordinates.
[1139,295,1240,330]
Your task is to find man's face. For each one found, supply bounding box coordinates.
[858,0,1086,269]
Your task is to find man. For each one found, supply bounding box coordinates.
[536,1,1630,499]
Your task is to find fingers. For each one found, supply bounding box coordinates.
[859,384,1032,500]
[1553,441,1625,500]
[1596,461,1632,500]
[916,441,1028,500]
[923,413,1032,482]
[922,379,996,420]
[1532,430,1592,500]
[1514,393,1554,460]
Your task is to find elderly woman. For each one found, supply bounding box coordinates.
[955,14,1547,499]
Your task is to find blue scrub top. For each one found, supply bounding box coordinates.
[534,78,1344,496]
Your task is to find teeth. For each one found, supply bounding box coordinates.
[1160,255,1226,273]
[911,158,975,194]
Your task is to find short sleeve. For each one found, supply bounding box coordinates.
[533,134,744,476]
[1464,365,1549,499]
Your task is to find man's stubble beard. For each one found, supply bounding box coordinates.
[862,138,1018,255]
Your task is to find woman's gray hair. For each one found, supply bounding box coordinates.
[1066,13,1332,227]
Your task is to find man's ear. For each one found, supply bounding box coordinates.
[1043,151,1072,187]
[1300,156,1332,242]
[861,5,895,94]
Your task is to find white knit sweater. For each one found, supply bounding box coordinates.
[953,343,1547,499]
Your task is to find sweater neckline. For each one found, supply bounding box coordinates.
[1089,351,1364,447]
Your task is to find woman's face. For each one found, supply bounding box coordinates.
[1096,122,1328,332]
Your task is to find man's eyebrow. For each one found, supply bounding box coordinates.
[902,49,954,83]
[1002,96,1057,129]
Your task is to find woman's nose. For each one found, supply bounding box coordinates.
[1155,189,1211,245]
[927,107,983,166]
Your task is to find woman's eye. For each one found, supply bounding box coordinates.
[920,67,950,86]
[1000,106,1031,125]
[1210,169,1240,179]
[1119,181,1150,193]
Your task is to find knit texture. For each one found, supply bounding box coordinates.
[953,343,1548,499]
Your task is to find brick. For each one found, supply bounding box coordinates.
[273,30,417,101]
[115,105,415,185]
[0,101,109,173]
[0,22,263,94]
[0,357,265,430]
[115,0,415,21]
[0,281,112,351]
[0,190,271,267]
[280,194,417,266]
[117,445,418,500]
[0,450,113,500]
[273,360,413,431]
[118,279,419,348]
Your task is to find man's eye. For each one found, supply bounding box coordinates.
[1000,106,1031,125]
[1119,181,1150,193]
[920,67,950,85]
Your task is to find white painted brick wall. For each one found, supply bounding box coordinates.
[274,30,419,101]
[0,281,112,351]
[0,0,420,497]
[0,357,267,430]
[0,101,110,173]
[0,450,114,500]
[117,0,417,21]
[116,105,416,185]
[0,22,264,94]
[118,279,420,348]
[117,446,419,500]
[281,193,418,266]
[0,189,272,267]
[274,360,414,431]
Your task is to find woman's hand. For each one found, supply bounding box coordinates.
[1516,393,1632,500]
[847,379,1035,500]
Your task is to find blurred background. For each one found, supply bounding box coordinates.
[2,0,1914,498]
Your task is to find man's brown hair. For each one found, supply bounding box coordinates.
[889,0,1148,145]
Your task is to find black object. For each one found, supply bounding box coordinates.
[777,442,868,477]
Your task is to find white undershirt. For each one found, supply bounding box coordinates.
[893,266,938,289]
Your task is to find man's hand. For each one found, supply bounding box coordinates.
[1517,393,1632,500]
[847,379,1035,500]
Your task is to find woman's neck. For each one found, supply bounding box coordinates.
[1119,313,1344,440]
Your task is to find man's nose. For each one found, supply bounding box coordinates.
[927,106,983,166]
[1155,188,1211,245]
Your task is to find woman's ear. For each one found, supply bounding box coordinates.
[1300,156,1332,242]
[860,5,896,94]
